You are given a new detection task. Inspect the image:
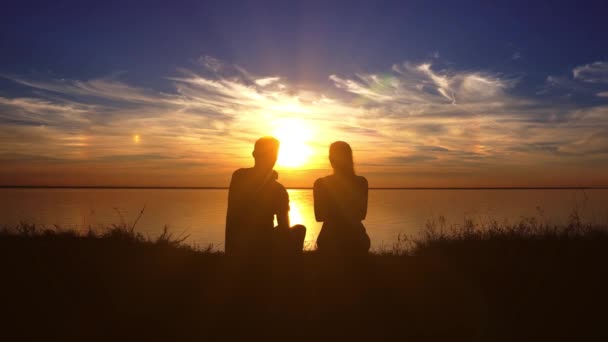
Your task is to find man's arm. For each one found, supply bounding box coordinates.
[275,185,290,230]
[225,170,240,254]
[276,210,290,230]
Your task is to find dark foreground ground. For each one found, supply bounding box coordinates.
[2,221,608,341]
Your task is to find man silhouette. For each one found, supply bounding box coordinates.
[225,136,306,257]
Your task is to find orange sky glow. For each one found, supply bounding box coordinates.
[1,57,608,188]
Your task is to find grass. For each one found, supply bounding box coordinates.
[1,212,608,340]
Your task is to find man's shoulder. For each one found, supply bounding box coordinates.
[271,178,287,193]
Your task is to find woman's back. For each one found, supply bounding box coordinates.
[314,174,370,254]
[314,174,368,224]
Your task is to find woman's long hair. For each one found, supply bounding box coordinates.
[329,141,355,176]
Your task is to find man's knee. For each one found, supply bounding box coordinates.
[291,224,306,231]
[291,224,306,237]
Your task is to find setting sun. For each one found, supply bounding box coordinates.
[272,118,314,168]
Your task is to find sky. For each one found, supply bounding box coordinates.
[1,0,608,188]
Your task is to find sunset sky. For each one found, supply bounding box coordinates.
[1,0,608,188]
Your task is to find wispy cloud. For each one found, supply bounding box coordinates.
[8,77,168,105]
[573,61,608,83]
[1,57,608,187]
[254,76,281,87]
[543,61,608,104]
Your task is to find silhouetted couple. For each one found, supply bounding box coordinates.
[225,137,370,258]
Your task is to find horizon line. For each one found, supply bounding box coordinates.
[1,186,606,190]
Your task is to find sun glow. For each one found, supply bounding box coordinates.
[272,118,314,168]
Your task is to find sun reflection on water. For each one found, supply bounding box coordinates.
[274,189,322,250]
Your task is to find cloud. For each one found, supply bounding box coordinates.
[328,61,608,174]
[2,57,608,186]
[1,58,351,175]
[541,65,608,98]
[393,62,513,104]
[417,145,450,152]
[559,129,608,155]
[597,91,608,98]
[254,77,281,86]
[328,61,515,111]
[389,155,438,163]
[329,74,395,102]
[7,77,168,105]
[573,61,608,83]
[0,96,94,127]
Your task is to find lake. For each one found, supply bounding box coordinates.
[1,188,606,251]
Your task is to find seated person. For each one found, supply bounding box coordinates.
[314,141,370,256]
[225,136,306,257]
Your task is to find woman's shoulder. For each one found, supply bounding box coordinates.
[315,174,367,186]
[314,175,331,188]
[354,175,368,189]
[355,175,368,184]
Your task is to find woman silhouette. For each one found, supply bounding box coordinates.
[314,141,370,255]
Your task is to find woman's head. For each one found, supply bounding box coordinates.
[329,141,355,175]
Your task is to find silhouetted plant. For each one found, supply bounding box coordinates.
[2,208,608,340]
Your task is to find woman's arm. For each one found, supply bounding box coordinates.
[358,177,368,220]
[313,179,327,222]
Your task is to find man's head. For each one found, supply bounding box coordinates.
[253,136,280,169]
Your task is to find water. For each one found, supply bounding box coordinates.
[1,188,607,251]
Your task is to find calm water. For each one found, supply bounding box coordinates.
[1,188,607,250]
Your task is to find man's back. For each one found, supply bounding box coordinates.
[225,167,289,256]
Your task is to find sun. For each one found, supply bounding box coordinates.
[272,118,313,168]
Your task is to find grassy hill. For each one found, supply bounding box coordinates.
[2,217,607,340]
